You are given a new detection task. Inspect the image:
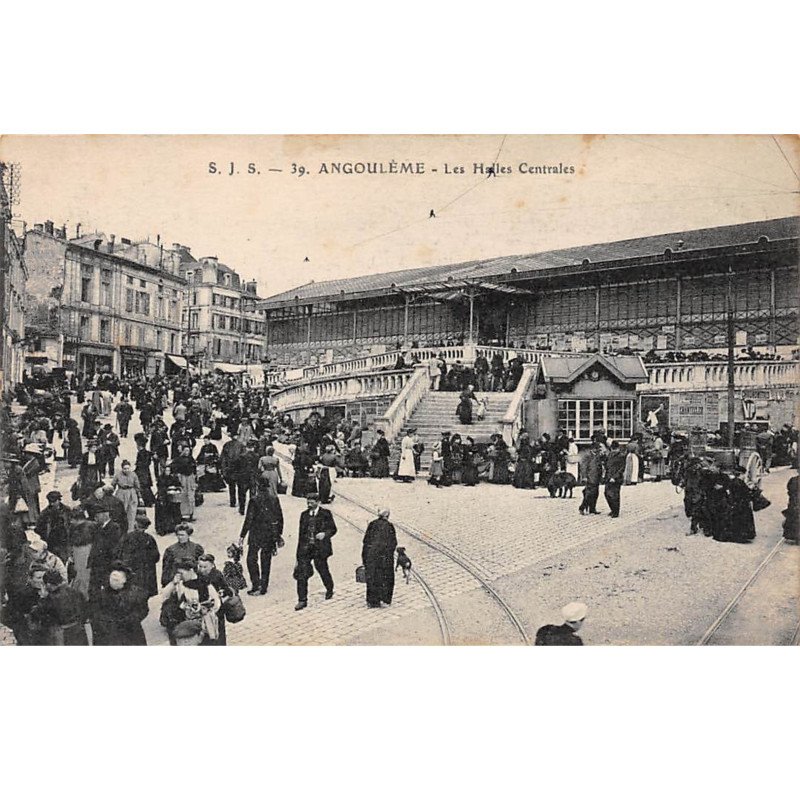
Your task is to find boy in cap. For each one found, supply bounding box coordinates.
[534,602,588,646]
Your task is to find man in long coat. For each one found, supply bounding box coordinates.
[294,493,336,610]
[239,487,284,595]
[604,441,626,518]
[579,443,604,515]
[87,510,124,600]
[361,509,398,608]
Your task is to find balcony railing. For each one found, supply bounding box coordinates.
[265,344,582,386]
[640,360,799,392]
[269,368,414,414]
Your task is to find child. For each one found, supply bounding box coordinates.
[223,543,247,593]
[428,442,443,488]
[475,397,487,421]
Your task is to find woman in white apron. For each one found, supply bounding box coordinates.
[624,440,640,485]
[565,437,580,481]
[396,433,416,483]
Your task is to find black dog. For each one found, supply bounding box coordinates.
[548,471,577,498]
[395,547,412,583]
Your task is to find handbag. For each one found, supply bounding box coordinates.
[194,488,204,506]
[223,593,247,623]
[355,565,366,584]
[292,559,314,580]
[751,488,771,512]
[277,480,287,495]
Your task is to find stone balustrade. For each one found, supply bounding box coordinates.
[266,344,581,385]
[374,364,431,442]
[269,368,413,413]
[640,360,799,392]
[500,362,539,445]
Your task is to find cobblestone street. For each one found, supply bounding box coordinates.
[38,399,798,646]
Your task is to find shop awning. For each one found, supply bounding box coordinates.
[213,362,246,374]
[166,354,188,369]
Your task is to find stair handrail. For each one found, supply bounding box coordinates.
[500,362,539,445]
[374,363,430,442]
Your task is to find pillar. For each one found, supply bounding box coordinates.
[594,284,601,350]
[769,267,776,353]
[675,277,682,350]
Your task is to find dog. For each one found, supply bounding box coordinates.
[547,470,577,498]
[395,547,412,583]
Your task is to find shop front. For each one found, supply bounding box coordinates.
[77,344,115,376]
[120,346,148,378]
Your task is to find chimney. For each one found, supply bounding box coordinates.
[60,224,67,239]
[76,222,82,238]
[22,221,27,235]
[108,234,116,253]
[44,220,54,236]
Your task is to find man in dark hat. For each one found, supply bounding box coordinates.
[579,442,604,515]
[604,441,626,518]
[34,490,72,562]
[114,396,134,438]
[294,493,337,610]
[83,482,128,532]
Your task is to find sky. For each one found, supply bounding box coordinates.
[1,134,798,298]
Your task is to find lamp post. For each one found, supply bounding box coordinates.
[726,264,735,449]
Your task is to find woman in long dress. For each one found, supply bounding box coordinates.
[396,433,416,483]
[456,396,473,425]
[66,419,83,468]
[462,437,479,486]
[370,431,391,478]
[112,460,142,534]
[155,465,183,535]
[172,446,197,521]
[488,435,511,484]
[317,445,338,503]
[565,437,580,481]
[512,434,536,489]
[134,437,157,506]
[649,435,667,481]
[79,441,101,495]
[624,439,640,485]
[449,435,464,484]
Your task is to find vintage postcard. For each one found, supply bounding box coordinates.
[1,134,798,646]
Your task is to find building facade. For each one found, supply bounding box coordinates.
[24,223,185,377]
[179,254,266,370]
[0,172,27,388]
[260,217,800,367]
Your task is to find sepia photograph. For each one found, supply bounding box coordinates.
[1,133,798,647]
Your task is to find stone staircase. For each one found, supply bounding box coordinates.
[388,391,510,472]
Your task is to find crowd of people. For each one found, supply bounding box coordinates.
[0,368,413,644]
[1,358,797,645]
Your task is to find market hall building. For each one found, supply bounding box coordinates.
[261,217,799,365]
[260,217,799,443]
